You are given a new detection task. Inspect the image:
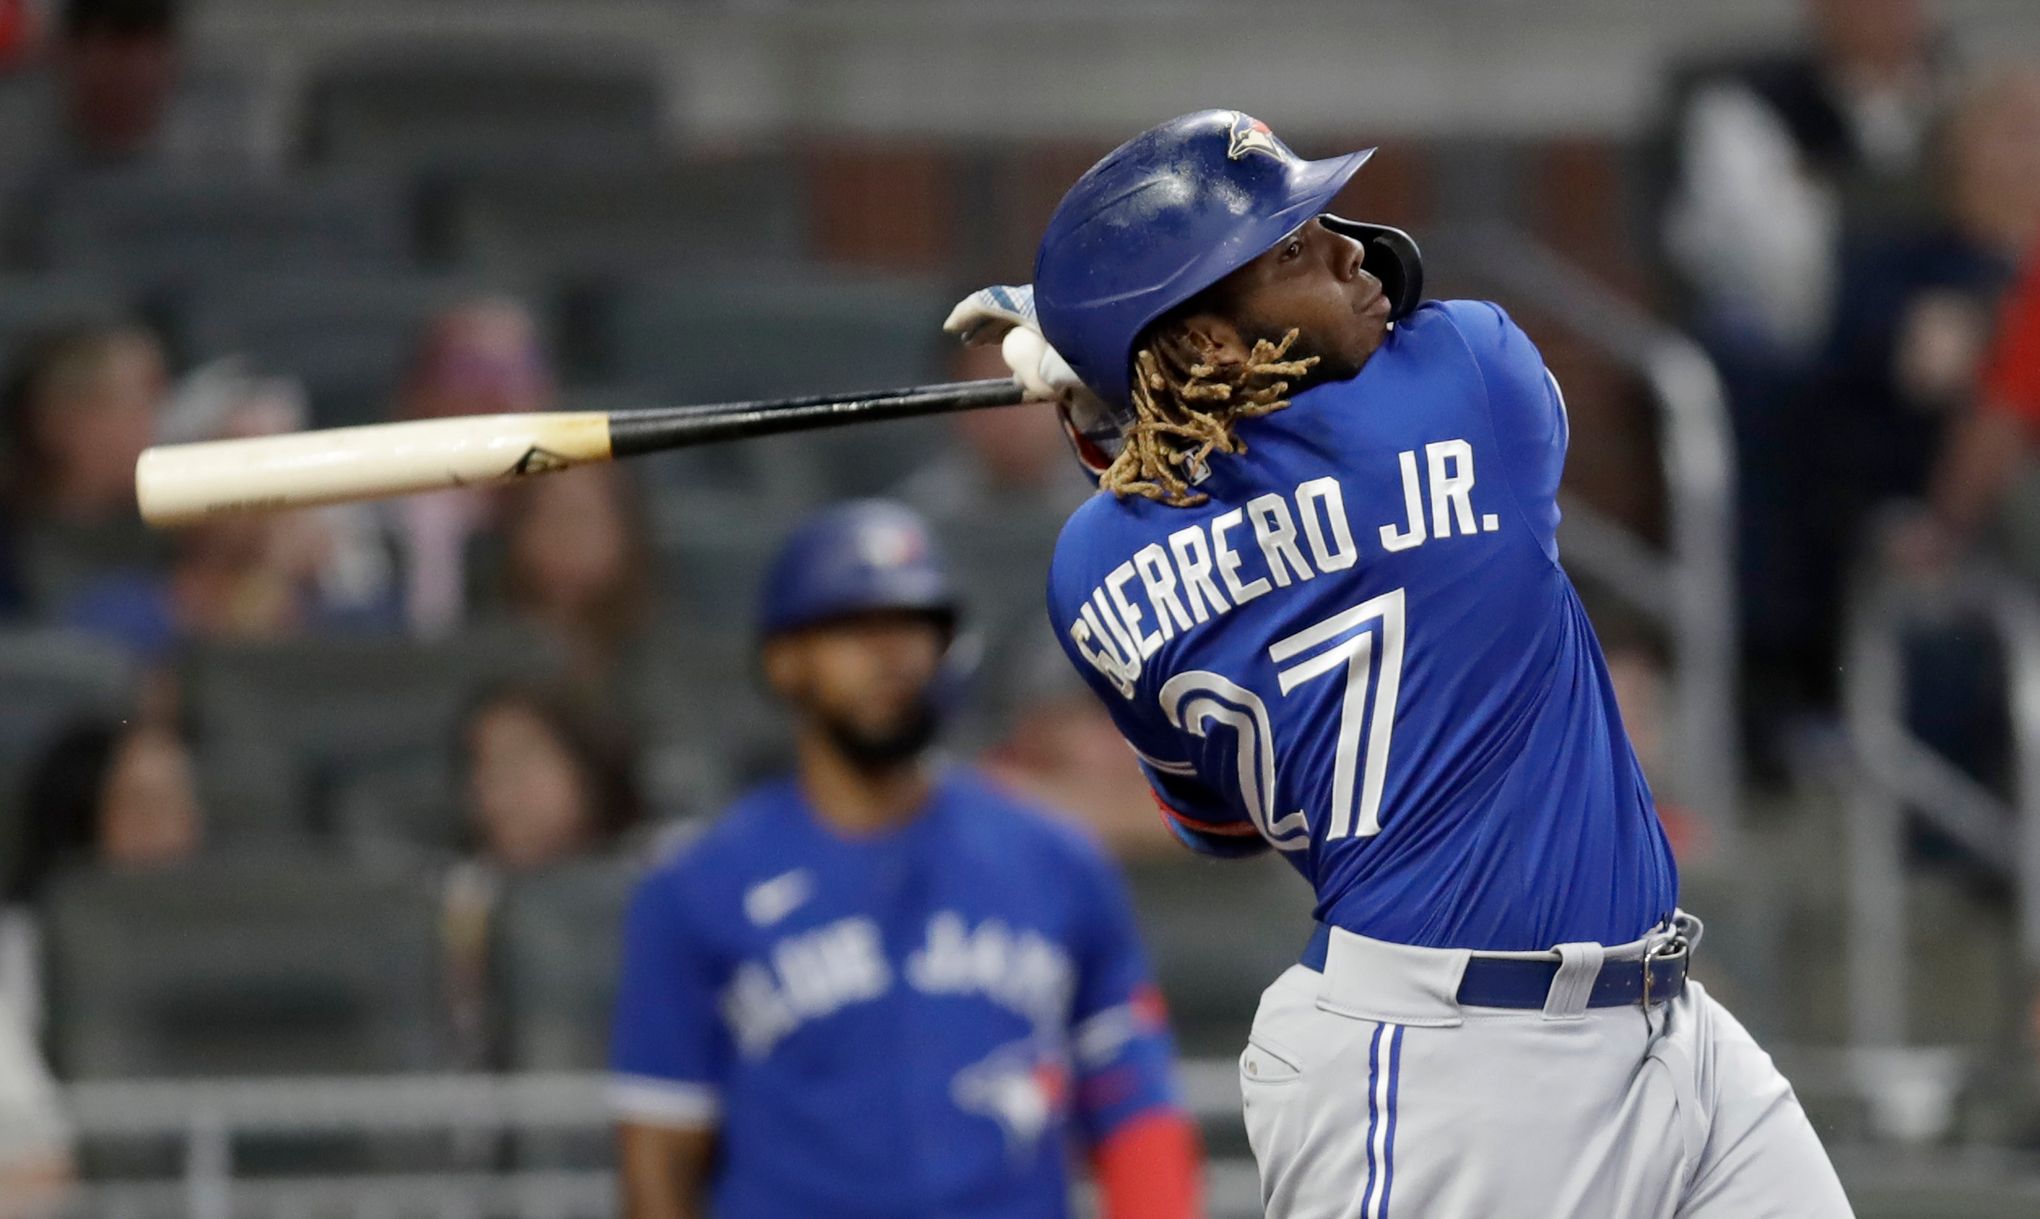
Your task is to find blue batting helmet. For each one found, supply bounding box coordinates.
[757,500,958,638]
[1034,109,1423,413]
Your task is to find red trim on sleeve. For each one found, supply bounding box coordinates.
[1149,788,1260,837]
[1093,1109,1204,1219]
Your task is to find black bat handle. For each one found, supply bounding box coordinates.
[606,379,1030,459]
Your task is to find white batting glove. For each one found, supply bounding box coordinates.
[942,284,1094,407]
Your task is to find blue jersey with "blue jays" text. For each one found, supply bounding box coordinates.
[609,769,1179,1219]
[1046,299,1676,952]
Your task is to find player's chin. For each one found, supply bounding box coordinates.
[1345,300,1391,355]
[826,702,942,768]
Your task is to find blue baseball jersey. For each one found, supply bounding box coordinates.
[1046,299,1676,952]
[609,769,1179,1219]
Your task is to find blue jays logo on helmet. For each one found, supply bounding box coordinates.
[1226,112,1288,162]
[757,500,957,639]
[1032,109,1422,417]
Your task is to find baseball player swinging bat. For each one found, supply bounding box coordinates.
[133,378,1026,528]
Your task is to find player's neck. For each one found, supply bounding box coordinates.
[796,734,936,835]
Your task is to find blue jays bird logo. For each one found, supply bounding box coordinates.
[1226,113,1287,162]
[855,520,927,570]
[951,1039,1070,1161]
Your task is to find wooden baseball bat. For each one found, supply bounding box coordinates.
[135,379,1029,528]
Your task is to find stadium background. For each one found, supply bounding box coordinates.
[1,0,2039,1215]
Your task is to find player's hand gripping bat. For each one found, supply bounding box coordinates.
[134,379,1028,527]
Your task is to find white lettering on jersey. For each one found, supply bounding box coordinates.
[1072,599,1138,698]
[1210,508,1272,605]
[1379,451,1427,552]
[722,916,891,1057]
[721,912,1078,1058]
[1296,477,1359,571]
[1134,544,1193,639]
[1381,438,1500,551]
[1104,561,1161,658]
[907,913,1075,1033]
[1167,526,1227,623]
[1426,439,1477,538]
[1246,493,1313,587]
[1067,458,1495,703]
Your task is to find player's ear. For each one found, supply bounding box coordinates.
[759,636,806,701]
[1177,313,1249,368]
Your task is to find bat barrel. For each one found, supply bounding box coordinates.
[135,412,613,528]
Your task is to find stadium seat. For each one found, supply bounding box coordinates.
[650,503,806,773]
[788,415,951,501]
[598,273,952,406]
[488,856,641,1168]
[489,857,641,1071]
[301,41,666,168]
[29,169,411,287]
[430,153,805,276]
[330,756,462,861]
[0,629,133,884]
[180,628,566,842]
[41,855,446,1078]
[1121,853,1318,1057]
[175,273,520,427]
[0,274,134,362]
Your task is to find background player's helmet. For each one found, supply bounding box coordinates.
[1034,109,1425,419]
[756,499,959,639]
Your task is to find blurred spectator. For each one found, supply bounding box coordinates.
[1656,0,1955,753]
[979,640,1174,859]
[57,360,394,657]
[480,464,655,698]
[0,0,269,261]
[5,717,202,906]
[0,319,168,614]
[1909,115,2040,572]
[458,683,643,873]
[1660,0,1948,363]
[0,1,31,70]
[385,297,556,637]
[0,0,259,168]
[0,1005,72,1219]
[49,0,182,162]
[1,717,201,1034]
[1757,68,2040,715]
[445,683,643,1061]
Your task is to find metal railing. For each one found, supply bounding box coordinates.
[1437,225,1740,854]
[1842,564,2040,1049]
[49,1056,2040,1219]
[49,1064,1265,1219]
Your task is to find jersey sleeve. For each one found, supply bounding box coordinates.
[609,865,728,1129]
[1060,837,1184,1147]
[1137,754,1270,859]
[1046,534,1267,860]
[1440,299,1568,561]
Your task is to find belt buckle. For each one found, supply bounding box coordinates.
[1642,931,1689,1009]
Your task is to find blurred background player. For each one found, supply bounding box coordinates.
[610,500,1202,1219]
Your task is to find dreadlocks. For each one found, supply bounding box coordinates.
[1098,325,1318,509]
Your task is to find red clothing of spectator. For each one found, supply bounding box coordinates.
[1985,253,2040,427]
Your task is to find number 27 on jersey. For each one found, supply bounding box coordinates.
[1159,588,1406,850]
